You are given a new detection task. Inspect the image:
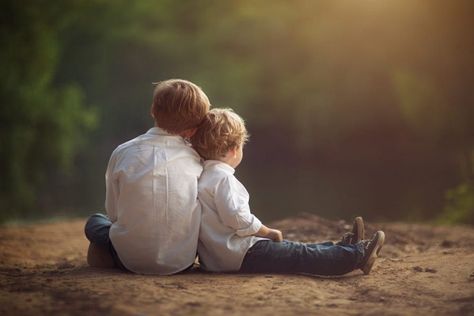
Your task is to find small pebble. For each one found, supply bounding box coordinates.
[424,268,437,273]
[469,272,474,281]
[413,266,423,272]
[185,302,201,307]
[440,240,455,248]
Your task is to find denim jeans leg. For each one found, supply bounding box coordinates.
[240,240,364,276]
[84,213,128,271]
[307,241,336,248]
[84,213,112,246]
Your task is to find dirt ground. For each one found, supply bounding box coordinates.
[1,213,473,316]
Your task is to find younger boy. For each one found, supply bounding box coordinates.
[190,108,385,275]
[84,79,210,275]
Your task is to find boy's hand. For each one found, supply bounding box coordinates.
[255,225,283,242]
[267,229,283,242]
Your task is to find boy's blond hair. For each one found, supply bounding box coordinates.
[151,79,210,134]
[191,108,249,160]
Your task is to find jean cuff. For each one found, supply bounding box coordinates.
[354,241,366,268]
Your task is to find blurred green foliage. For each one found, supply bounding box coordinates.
[439,182,474,225]
[0,1,97,220]
[1,0,473,223]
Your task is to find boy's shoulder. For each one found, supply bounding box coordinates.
[200,162,238,186]
[110,133,147,157]
[200,166,248,199]
[110,129,201,162]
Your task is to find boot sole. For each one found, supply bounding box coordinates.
[353,217,365,243]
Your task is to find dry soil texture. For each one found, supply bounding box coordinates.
[1,214,473,316]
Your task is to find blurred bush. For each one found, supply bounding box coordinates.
[0,1,97,220]
[440,182,474,225]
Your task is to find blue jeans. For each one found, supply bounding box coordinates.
[84,213,127,270]
[84,213,196,273]
[240,239,365,275]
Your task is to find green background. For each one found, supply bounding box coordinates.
[1,0,473,224]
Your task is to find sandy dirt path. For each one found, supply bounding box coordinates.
[1,214,473,316]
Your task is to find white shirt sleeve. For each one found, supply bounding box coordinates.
[105,153,119,222]
[214,175,262,237]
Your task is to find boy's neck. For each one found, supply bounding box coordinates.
[155,125,197,139]
[214,158,235,169]
[218,149,241,169]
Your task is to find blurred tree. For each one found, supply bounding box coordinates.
[0,1,96,220]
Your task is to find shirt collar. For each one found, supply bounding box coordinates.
[203,160,235,175]
[146,126,173,136]
[145,127,189,146]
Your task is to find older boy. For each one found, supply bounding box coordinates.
[191,108,385,275]
[84,79,210,275]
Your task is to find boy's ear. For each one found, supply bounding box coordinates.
[230,146,238,158]
[223,147,237,160]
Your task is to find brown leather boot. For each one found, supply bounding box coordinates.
[360,231,385,275]
[87,243,116,269]
[340,216,365,244]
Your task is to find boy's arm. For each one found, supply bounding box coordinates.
[105,155,119,222]
[214,176,283,242]
[254,224,283,242]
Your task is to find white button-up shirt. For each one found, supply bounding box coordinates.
[106,127,202,275]
[197,160,265,272]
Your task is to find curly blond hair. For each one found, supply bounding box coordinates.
[191,108,249,160]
